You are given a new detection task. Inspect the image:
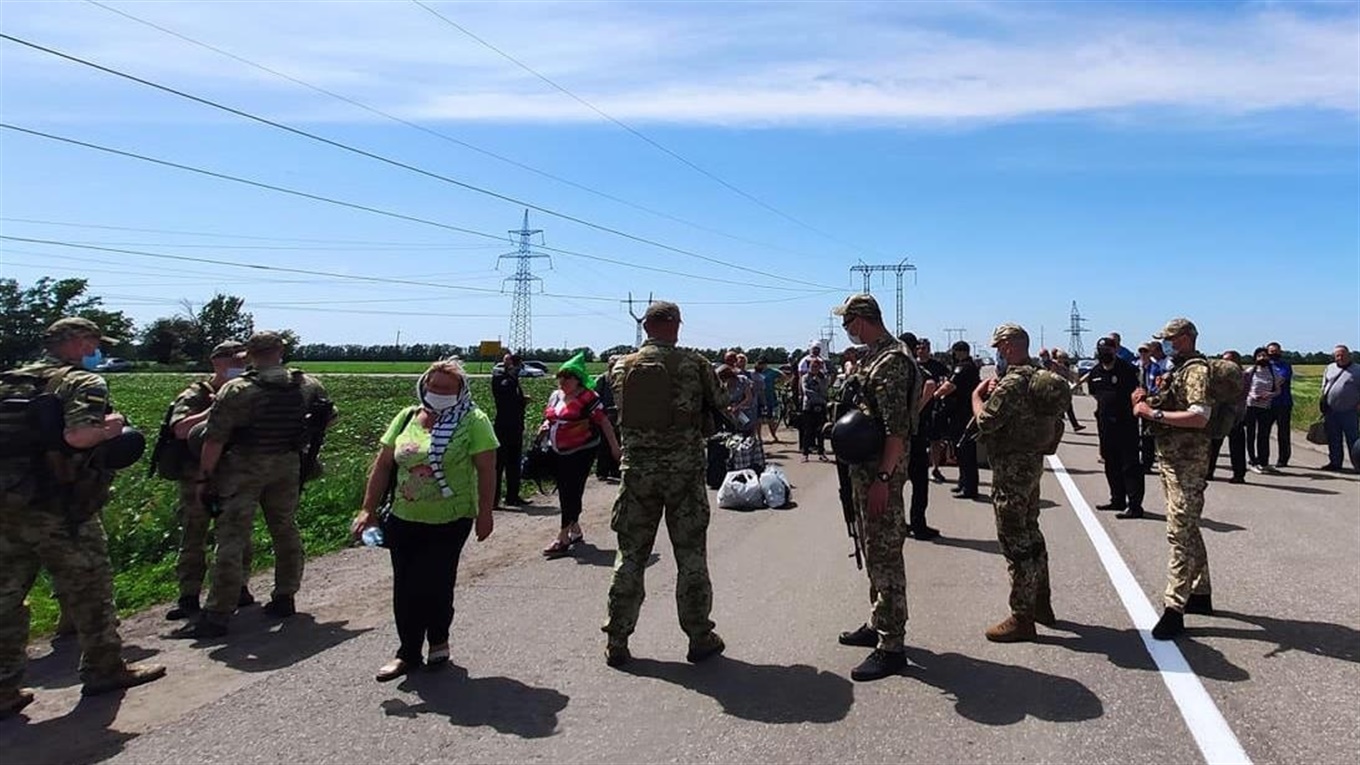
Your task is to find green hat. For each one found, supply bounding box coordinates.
[832,294,883,322]
[1153,318,1198,339]
[557,351,595,390]
[45,317,118,345]
[991,323,1029,347]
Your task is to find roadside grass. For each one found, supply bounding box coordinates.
[1290,364,1325,432]
[280,360,611,376]
[25,372,558,634]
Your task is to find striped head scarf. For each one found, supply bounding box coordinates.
[417,370,477,499]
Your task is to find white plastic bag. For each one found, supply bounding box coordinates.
[759,465,791,508]
[717,469,766,510]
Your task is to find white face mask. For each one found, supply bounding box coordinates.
[223,366,245,380]
[422,392,462,412]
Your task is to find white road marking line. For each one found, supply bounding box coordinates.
[1047,454,1251,765]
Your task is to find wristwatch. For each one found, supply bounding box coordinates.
[875,471,893,483]
[1153,410,1165,421]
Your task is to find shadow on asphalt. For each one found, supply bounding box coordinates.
[561,541,659,569]
[383,665,568,738]
[1054,466,1104,475]
[1134,513,1248,533]
[203,613,373,673]
[1230,481,1340,496]
[930,535,1001,556]
[620,655,853,724]
[498,499,562,517]
[1193,610,1360,664]
[1,688,135,765]
[1036,620,1250,683]
[27,639,160,691]
[903,647,1104,725]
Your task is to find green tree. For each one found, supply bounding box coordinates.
[141,316,202,365]
[0,277,135,367]
[195,293,254,351]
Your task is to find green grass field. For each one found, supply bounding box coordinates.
[1289,364,1325,432]
[292,360,610,376]
[25,372,559,635]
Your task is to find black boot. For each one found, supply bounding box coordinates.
[910,525,940,541]
[168,613,228,640]
[851,649,907,682]
[838,623,877,648]
[1151,608,1185,640]
[1185,593,1214,615]
[1115,507,1145,519]
[166,596,200,621]
[237,587,256,608]
[262,596,296,618]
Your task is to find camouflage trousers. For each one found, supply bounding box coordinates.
[204,452,302,617]
[0,490,125,693]
[1157,444,1212,610]
[849,464,909,651]
[175,479,253,600]
[603,466,715,644]
[989,452,1050,618]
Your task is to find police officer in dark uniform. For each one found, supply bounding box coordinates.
[1087,337,1145,518]
[899,333,942,540]
[491,353,529,507]
[941,341,981,499]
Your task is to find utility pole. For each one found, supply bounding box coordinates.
[623,291,654,350]
[498,209,550,352]
[820,315,838,354]
[943,327,967,348]
[849,259,918,335]
[1068,301,1089,359]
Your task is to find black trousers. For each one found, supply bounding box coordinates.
[1273,404,1293,466]
[1208,422,1248,480]
[1245,407,1276,466]
[907,432,930,528]
[800,404,827,455]
[387,514,473,664]
[553,448,596,529]
[1099,419,1144,510]
[596,412,621,479]
[494,420,524,503]
[1139,421,1157,474]
[954,432,979,494]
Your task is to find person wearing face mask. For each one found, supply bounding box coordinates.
[172,331,334,640]
[1264,342,1294,468]
[1086,337,1145,518]
[0,317,167,719]
[351,358,497,681]
[941,340,981,499]
[1133,318,1216,640]
[162,341,256,621]
[1243,346,1283,474]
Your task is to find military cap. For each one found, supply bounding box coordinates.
[210,340,246,359]
[245,331,287,353]
[45,317,118,345]
[832,294,882,322]
[643,301,682,323]
[990,323,1029,347]
[1153,318,1198,339]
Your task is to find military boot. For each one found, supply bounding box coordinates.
[604,643,632,668]
[850,649,906,682]
[262,595,296,618]
[1185,593,1214,615]
[686,632,726,663]
[0,688,35,721]
[1034,593,1057,627]
[1151,608,1185,640]
[238,587,257,608]
[838,623,878,648]
[53,609,77,639]
[168,612,228,640]
[81,663,167,697]
[165,595,200,621]
[985,614,1037,643]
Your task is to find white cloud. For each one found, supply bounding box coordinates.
[0,0,1355,126]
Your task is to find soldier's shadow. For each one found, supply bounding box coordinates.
[26,639,160,691]
[566,541,659,569]
[1135,513,1247,533]
[1035,620,1250,682]
[904,646,1104,725]
[1191,610,1360,664]
[203,613,372,672]
[620,655,854,724]
[930,535,1002,556]
[381,665,568,739]
[1,689,136,765]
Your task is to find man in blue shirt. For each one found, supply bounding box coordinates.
[1136,342,1165,473]
[1266,342,1294,468]
[1110,332,1137,364]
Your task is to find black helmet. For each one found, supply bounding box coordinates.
[830,409,884,465]
[96,425,146,470]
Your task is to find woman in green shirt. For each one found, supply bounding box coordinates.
[351,359,497,682]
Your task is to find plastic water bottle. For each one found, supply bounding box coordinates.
[361,526,384,548]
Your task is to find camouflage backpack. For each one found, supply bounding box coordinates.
[1017,366,1073,455]
[1177,357,1246,440]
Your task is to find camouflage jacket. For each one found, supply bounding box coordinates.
[0,356,113,488]
[203,365,330,454]
[853,335,918,442]
[977,364,1043,457]
[169,377,217,430]
[1154,352,1212,457]
[610,340,723,472]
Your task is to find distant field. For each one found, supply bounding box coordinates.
[296,360,610,376]
[1290,364,1325,432]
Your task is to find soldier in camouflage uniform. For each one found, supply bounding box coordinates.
[172,331,332,640]
[164,341,255,621]
[1134,318,1214,640]
[973,323,1054,643]
[0,318,166,719]
[602,302,726,668]
[832,294,918,682]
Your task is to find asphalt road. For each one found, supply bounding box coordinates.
[6,397,1358,765]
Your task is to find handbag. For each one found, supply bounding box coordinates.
[1306,419,1328,446]
[370,407,421,546]
[520,431,558,493]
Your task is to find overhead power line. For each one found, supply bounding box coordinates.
[0,32,838,292]
[0,123,824,292]
[412,0,883,261]
[81,0,831,264]
[0,217,492,247]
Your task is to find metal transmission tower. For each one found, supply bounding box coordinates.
[624,292,654,350]
[498,210,551,352]
[819,315,838,354]
[943,327,968,348]
[849,259,918,335]
[1068,301,1090,359]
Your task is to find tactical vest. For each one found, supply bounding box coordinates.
[852,343,922,438]
[232,370,308,453]
[616,348,702,432]
[0,364,72,461]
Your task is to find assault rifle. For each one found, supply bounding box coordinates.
[831,376,866,570]
[300,396,336,485]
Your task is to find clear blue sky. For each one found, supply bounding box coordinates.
[1,0,1356,356]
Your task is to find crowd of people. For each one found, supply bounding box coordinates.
[2,302,1356,718]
